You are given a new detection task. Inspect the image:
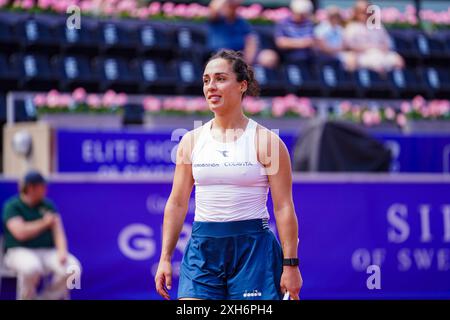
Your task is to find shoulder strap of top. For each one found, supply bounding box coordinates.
[191,119,213,161]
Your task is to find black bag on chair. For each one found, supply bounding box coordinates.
[293,120,391,172]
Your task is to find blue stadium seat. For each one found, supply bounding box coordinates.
[388,67,429,99]
[0,53,19,91]
[355,68,395,99]
[95,56,139,93]
[0,20,19,53]
[176,59,203,95]
[99,22,136,56]
[421,66,450,99]
[175,25,207,61]
[57,18,99,56]
[283,63,322,97]
[319,62,357,98]
[254,26,277,51]
[389,30,421,64]
[137,23,176,58]
[54,55,99,92]
[413,32,448,63]
[15,17,59,53]
[254,64,287,96]
[12,53,58,90]
[133,58,177,95]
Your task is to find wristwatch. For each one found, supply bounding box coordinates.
[282,258,299,266]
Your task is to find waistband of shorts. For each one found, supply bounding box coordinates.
[191,219,270,237]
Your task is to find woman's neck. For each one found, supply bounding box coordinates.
[212,111,248,132]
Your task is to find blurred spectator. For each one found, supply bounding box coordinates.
[208,0,278,68]
[274,0,315,65]
[314,6,356,70]
[2,170,81,300]
[343,0,404,73]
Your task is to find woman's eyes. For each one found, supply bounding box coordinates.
[203,77,226,84]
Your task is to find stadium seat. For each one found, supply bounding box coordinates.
[133,58,178,95]
[388,67,429,99]
[389,30,421,64]
[319,62,357,98]
[413,32,448,64]
[137,23,176,59]
[254,26,278,51]
[95,56,139,93]
[0,53,20,91]
[355,68,395,99]
[0,20,19,54]
[15,17,60,54]
[12,53,58,91]
[54,55,99,92]
[57,18,99,56]
[283,63,322,97]
[421,66,450,99]
[254,64,287,96]
[176,59,203,95]
[175,25,207,61]
[99,22,136,56]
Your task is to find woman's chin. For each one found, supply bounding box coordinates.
[209,103,224,112]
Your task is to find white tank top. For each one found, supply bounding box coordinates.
[191,118,270,222]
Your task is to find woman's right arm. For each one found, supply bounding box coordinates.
[155,131,195,299]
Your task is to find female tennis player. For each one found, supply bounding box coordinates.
[155,49,302,300]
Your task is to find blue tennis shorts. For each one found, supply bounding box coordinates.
[178,218,283,300]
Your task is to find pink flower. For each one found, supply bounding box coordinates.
[46,89,61,108]
[384,107,396,121]
[438,100,450,116]
[396,113,407,127]
[102,90,117,108]
[400,101,411,114]
[272,98,287,117]
[80,1,93,13]
[372,110,381,125]
[339,101,352,114]
[0,0,9,8]
[33,94,47,107]
[192,97,208,112]
[148,2,161,15]
[362,111,374,126]
[243,96,264,114]
[21,0,34,10]
[137,7,149,19]
[72,87,86,103]
[87,94,101,109]
[173,3,188,18]
[412,95,426,110]
[143,96,161,112]
[162,2,175,17]
[115,93,128,106]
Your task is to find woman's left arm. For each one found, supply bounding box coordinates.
[257,128,303,300]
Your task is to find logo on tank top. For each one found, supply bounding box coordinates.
[243,289,262,298]
[217,150,229,157]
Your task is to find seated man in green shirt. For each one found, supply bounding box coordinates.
[2,170,81,300]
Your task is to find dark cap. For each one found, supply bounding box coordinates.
[23,170,47,186]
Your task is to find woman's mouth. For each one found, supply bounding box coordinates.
[208,95,222,103]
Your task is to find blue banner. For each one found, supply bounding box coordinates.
[1,178,449,299]
[55,129,450,174]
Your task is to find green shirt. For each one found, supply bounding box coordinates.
[2,195,57,250]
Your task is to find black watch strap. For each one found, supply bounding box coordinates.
[282,258,299,266]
